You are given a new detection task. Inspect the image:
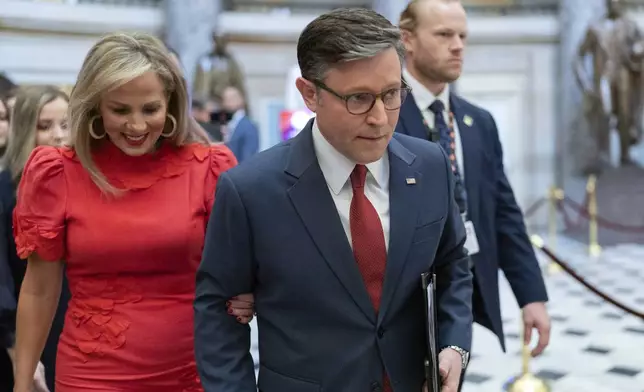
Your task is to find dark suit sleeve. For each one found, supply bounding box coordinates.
[487,114,548,307]
[194,171,256,392]
[433,148,474,352]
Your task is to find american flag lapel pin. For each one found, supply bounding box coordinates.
[406,177,416,185]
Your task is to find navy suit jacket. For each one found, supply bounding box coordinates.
[225,115,259,163]
[195,122,473,392]
[396,93,548,350]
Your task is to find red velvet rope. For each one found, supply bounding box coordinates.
[560,196,644,233]
[521,192,644,233]
[522,197,548,219]
[533,242,644,320]
[522,194,643,319]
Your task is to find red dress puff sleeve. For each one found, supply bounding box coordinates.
[13,146,67,261]
[205,144,237,217]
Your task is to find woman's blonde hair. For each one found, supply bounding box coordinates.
[70,32,208,194]
[1,85,69,183]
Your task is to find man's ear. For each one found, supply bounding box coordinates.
[401,29,415,54]
[295,77,319,113]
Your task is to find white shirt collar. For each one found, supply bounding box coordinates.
[403,68,451,113]
[227,109,246,132]
[312,120,388,195]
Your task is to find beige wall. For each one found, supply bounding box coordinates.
[0,2,563,225]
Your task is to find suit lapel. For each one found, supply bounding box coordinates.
[450,94,481,222]
[378,138,422,324]
[286,122,376,323]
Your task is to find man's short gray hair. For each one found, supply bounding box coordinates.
[297,8,405,82]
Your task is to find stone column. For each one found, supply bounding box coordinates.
[164,0,222,94]
[558,0,605,185]
[372,0,410,25]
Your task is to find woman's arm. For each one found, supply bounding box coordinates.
[13,255,62,392]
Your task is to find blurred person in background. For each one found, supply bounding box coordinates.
[10,33,253,392]
[6,94,17,113]
[221,85,258,162]
[192,99,222,142]
[0,97,9,157]
[0,85,71,392]
[0,73,18,113]
[0,73,16,99]
[396,1,550,389]
[193,33,246,104]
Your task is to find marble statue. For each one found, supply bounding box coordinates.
[574,0,644,167]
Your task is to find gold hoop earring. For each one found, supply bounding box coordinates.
[88,116,106,139]
[161,114,177,138]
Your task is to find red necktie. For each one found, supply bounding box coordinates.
[349,164,392,392]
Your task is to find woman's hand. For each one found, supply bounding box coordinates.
[8,347,49,392]
[226,293,254,324]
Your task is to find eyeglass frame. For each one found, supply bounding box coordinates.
[309,79,412,115]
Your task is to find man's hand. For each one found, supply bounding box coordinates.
[522,301,551,357]
[437,348,462,392]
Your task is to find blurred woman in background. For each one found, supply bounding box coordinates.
[0,97,9,157]
[0,85,71,392]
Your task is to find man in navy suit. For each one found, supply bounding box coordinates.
[221,85,259,162]
[195,8,473,392]
[396,1,551,387]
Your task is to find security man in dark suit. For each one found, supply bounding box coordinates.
[395,1,551,389]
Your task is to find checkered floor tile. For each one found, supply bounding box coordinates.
[461,236,644,392]
[247,235,644,391]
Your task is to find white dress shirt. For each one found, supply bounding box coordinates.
[403,68,465,180]
[312,121,390,251]
[224,109,245,142]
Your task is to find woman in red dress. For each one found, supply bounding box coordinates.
[12,32,253,391]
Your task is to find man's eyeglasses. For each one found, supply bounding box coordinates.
[312,80,411,115]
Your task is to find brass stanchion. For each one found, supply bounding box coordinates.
[586,175,602,257]
[547,186,563,274]
[505,322,550,392]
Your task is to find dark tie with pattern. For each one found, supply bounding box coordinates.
[349,164,391,392]
[428,100,468,214]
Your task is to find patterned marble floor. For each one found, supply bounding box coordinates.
[462,237,644,392]
[248,236,644,391]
